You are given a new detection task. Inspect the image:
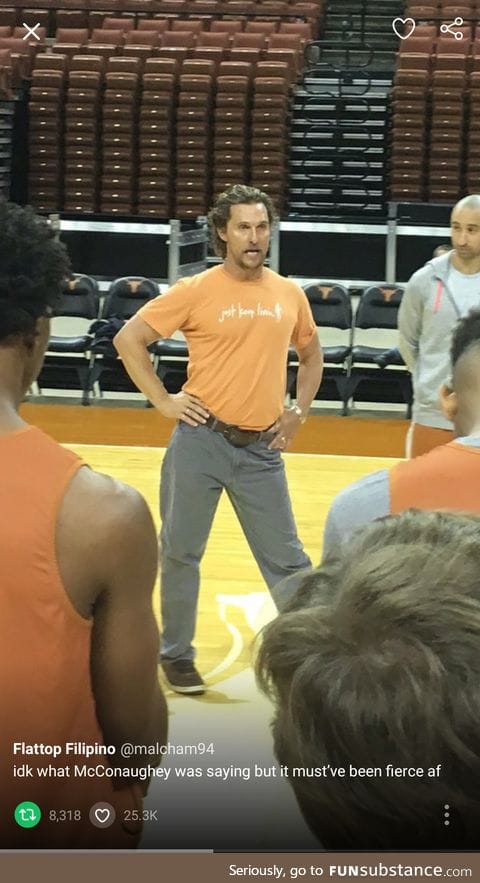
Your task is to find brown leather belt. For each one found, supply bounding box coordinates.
[205,414,275,448]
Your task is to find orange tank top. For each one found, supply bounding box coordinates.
[390,441,480,513]
[0,426,141,848]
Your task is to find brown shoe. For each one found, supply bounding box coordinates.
[160,659,206,695]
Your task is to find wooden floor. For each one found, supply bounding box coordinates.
[20,402,410,457]
[68,442,399,688]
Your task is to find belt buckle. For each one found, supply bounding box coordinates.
[222,424,235,443]
[223,425,244,447]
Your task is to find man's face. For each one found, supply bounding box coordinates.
[218,202,271,271]
[451,206,480,261]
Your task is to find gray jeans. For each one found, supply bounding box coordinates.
[159,422,312,661]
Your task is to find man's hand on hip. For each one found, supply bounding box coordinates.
[268,409,303,450]
[159,392,210,426]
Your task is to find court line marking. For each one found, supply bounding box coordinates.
[203,598,244,680]
[65,443,401,462]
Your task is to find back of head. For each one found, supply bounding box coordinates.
[432,244,450,258]
[256,510,480,848]
[442,308,480,435]
[0,200,70,345]
[451,307,480,371]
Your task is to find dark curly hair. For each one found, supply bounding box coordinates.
[450,308,480,369]
[207,184,278,258]
[0,200,71,345]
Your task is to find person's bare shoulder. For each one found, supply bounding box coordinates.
[56,465,158,618]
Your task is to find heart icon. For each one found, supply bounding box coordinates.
[94,808,110,824]
[392,17,416,40]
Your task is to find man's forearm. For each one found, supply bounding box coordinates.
[295,352,324,415]
[114,333,170,411]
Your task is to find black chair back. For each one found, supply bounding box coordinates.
[302,283,352,330]
[102,276,159,320]
[354,286,404,331]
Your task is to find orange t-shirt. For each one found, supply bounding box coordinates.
[138,264,317,429]
[390,441,480,512]
[0,426,141,848]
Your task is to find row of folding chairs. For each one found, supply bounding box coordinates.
[39,275,410,414]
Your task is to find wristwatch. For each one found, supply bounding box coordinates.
[289,404,306,423]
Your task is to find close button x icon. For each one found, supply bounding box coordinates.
[22,22,41,40]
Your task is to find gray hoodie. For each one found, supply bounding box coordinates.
[398,252,480,429]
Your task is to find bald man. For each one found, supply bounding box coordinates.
[323,309,480,557]
[399,194,480,457]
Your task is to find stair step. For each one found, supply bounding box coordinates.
[290,159,385,171]
[290,145,385,158]
[290,174,384,186]
[287,202,385,214]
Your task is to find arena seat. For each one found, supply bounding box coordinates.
[28,54,68,211]
[33,53,67,73]
[251,72,291,211]
[102,17,135,32]
[125,30,159,46]
[232,33,268,50]
[63,55,104,212]
[162,30,196,48]
[40,275,100,405]
[171,19,205,33]
[197,31,231,48]
[211,21,243,35]
[90,27,122,44]
[214,72,250,197]
[0,48,12,97]
[101,59,140,213]
[0,10,16,29]
[245,22,278,36]
[90,277,159,398]
[56,10,89,30]
[289,283,352,408]
[13,25,46,46]
[175,72,213,217]
[399,37,435,55]
[136,18,167,31]
[138,59,177,217]
[185,42,220,67]
[279,23,312,39]
[55,28,89,44]
[345,287,411,416]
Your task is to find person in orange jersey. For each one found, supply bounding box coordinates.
[115,185,323,695]
[0,202,167,848]
[323,308,480,557]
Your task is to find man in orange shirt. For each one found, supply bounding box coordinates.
[115,184,323,695]
[0,202,167,848]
